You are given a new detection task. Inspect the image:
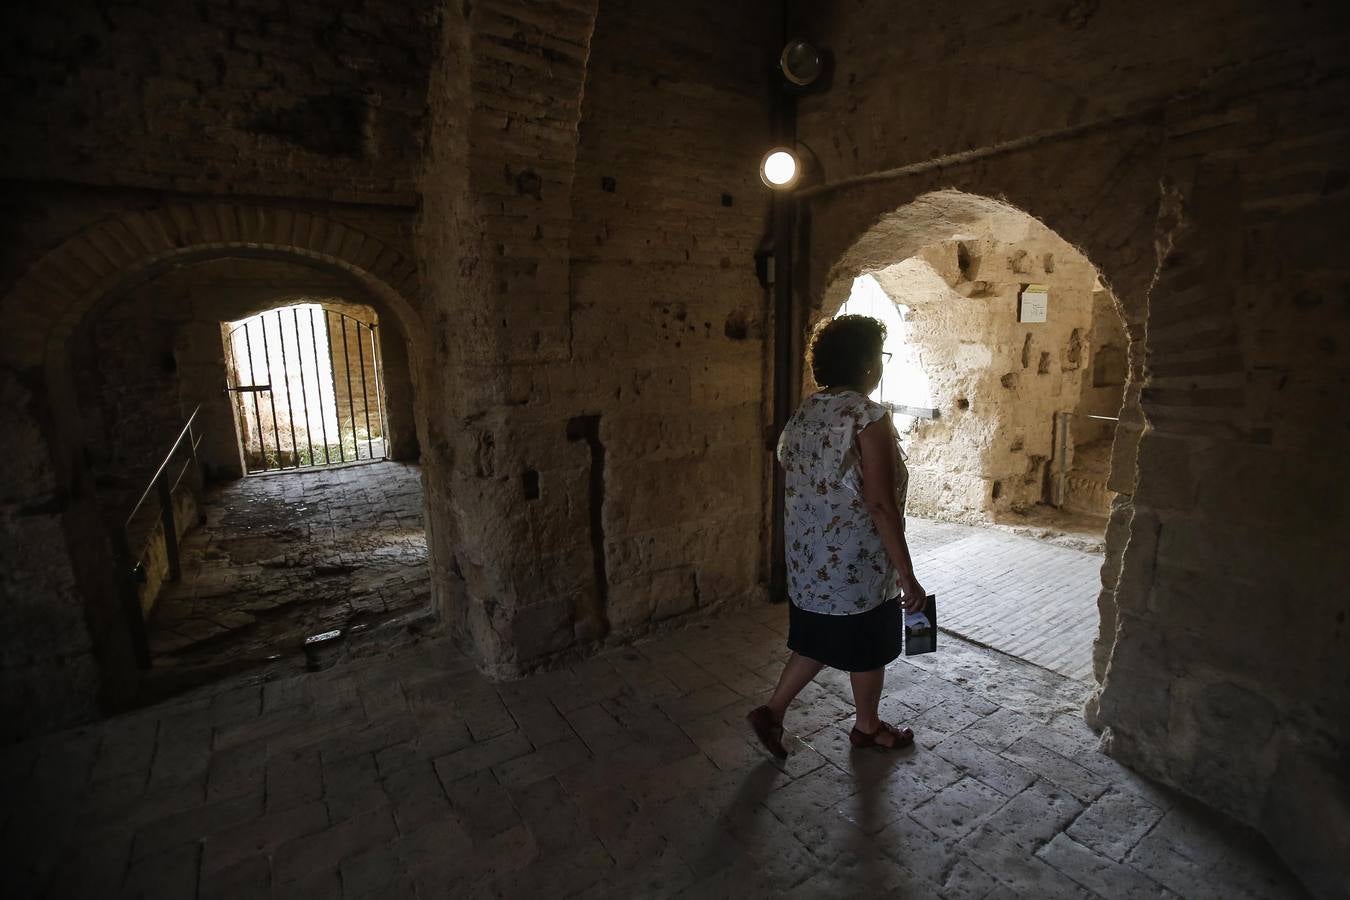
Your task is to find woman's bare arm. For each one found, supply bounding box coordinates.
[858,417,926,612]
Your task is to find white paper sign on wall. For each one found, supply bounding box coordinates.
[1019,284,1049,323]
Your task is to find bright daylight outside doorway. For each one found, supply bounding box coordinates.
[224,301,389,473]
[834,230,1127,682]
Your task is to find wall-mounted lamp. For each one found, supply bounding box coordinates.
[780,39,823,87]
[759,147,802,190]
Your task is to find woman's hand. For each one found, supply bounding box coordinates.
[901,578,928,614]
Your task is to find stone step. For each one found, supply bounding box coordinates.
[1063,472,1112,518]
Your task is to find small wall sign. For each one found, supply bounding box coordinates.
[1018,284,1049,323]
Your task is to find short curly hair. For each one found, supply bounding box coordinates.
[807,314,887,388]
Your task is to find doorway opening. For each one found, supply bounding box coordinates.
[224,301,388,474]
[820,194,1130,681]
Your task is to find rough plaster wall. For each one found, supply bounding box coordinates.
[862,233,1099,521]
[792,0,1350,891]
[417,0,773,675]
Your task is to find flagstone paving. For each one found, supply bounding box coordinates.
[144,461,431,690]
[4,602,1305,899]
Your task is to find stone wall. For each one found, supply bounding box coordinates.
[823,228,1103,522]
[416,0,774,675]
[792,0,1350,892]
[0,0,438,203]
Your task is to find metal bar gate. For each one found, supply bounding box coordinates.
[225,305,388,474]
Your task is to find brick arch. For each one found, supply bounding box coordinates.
[0,204,424,372]
[804,124,1165,330]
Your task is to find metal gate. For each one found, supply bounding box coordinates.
[225,304,387,474]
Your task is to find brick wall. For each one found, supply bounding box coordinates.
[0,0,438,203]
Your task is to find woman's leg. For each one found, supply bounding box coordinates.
[766,652,824,721]
[850,667,886,733]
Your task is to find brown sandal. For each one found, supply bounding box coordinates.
[747,706,788,759]
[849,721,914,751]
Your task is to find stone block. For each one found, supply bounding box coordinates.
[432,729,532,785]
[271,806,397,887]
[607,565,699,634]
[1132,434,1198,511]
[1037,833,1180,900]
[1066,787,1165,862]
[909,776,1006,842]
[200,800,329,877]
[931,734,1037,797]
[998,739,1103,804]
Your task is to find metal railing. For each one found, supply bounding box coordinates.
[114,405,206,668]
[884,402,940,420]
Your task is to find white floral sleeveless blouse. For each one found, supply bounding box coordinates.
[776,390,909,615]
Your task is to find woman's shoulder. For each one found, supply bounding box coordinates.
[832,392,889,425]
[799,390,888,426]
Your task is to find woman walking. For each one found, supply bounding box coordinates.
[749,314,927,757]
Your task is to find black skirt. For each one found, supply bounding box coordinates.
[788,597,904,672]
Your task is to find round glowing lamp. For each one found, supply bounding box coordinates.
[759,148,801,190]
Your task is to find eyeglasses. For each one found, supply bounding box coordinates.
[881,352,892,363]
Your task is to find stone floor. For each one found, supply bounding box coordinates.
[145,462,431,691]
[907,519,1102,681]
[6,604,1305,899]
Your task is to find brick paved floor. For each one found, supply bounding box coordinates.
[5,605,1304,899]
[145,462,431,690]
[906,518,1103,681]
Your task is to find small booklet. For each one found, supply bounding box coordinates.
[904,594,938,656]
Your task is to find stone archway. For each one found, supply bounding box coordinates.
[818,193,1128,530]
[801,181,1160,697]
[0,205,438,737]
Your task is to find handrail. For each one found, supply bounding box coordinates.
[115,404,207,670]
[125,405,203,529]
